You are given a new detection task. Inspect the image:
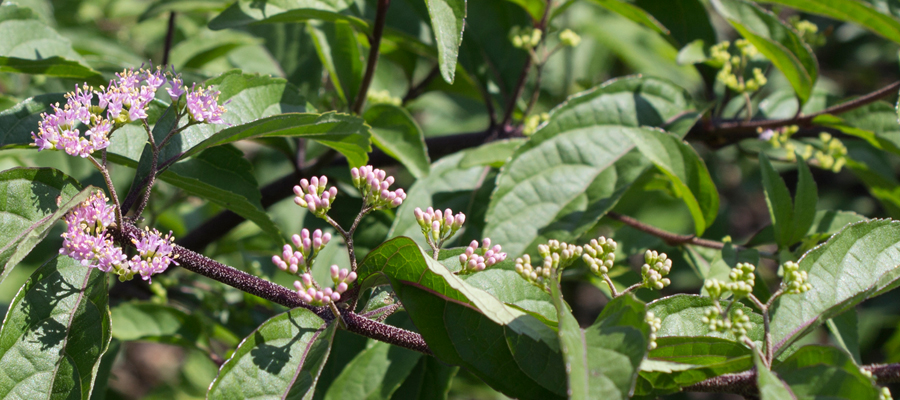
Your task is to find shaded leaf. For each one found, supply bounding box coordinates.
[760,155,797,248]
[308,21,364,106]
[110,302,206,348]
[628,128,719,235]
[588,0,668,36]
[458,139,526,168]
[770,219,900,354]
[357,237,567,399]
[389,355,458,400]
[633,0,717,47]
[484,76,696,258]
[773,345,879,399]
[0,255,111,399]
[208,307,336,399]
[208,0,369,32]
[323,340,422,400]
[826,309,861,364]
[162,145,283,242]
[0,167,90,285]
[711,0,818,103]
[758,0,900,45]
[755,351,795,400]
[364,104,430,178]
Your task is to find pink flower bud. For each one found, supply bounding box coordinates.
[426,207,434,214]
[329,187,337,198]
[339,269,348,280]
[322,232,331,245]
[455,214,465,227]
[330,264,339,278]
[459,254,468,264]
[293,197,306,207]
[323,287,333,297]
[492,245,502,253]
[395,189,406,199]
[300,179,309,191]
[291,234,302,248]
[414,208,424,221]
[307,287,317,297]
[482,238,491,249]
[391,198,403,207]
[351,168,360,179]
[468,259,477,269]
[347,272,357,282]
[434,209,443,221]
[465,247,474,256]
[469,240,479,249]
[477,262,486,271]
[310,176,319,188]
[302,273,313,287]
[314,291,324,301]
[293,281,303,290]
[337,282,348,293]
[331,292,341,302]
[313,237,322,249]
[289,264,298,274]
[302,238,312,251]
[320,176,328,187]
[293,185,304,197]
[445,215,453,226]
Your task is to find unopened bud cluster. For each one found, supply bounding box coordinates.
[515,240,583,292]
[881,387,893,400]
[351,165,406,210]
[458,239,507,274]
[641,250,672,290]
[272,228,331,274]
[366,89,402,106]
[759,125,798,155]
[582,236,617,276]
[558,29,581,47]
[702,308,752,339]
[292,264,357,306]
[710,40,767,93]
[781,261,811,294]
[415,207,465,250]
[646,311,662,350]
[510,26,542,49]
[705,262,756,300]
[523,112,549,136]
[813,133,847,173]
[293,176,337,218]
[790,17,826,48]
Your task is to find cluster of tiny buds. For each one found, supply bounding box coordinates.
[458,239,507,274]
[516,240,584,292]
[272,229,331,274]
[641,250,672,290]
[646,311,662,350]
[705,262,756,300]
[881,387,893,400]
[292,265,356,306]
[782,261,811,294]
[293,176,337,218]
[582,236,617,276]
[415,207,465,248]
[702,308,752,340]
[510,26,542,49]
[350,165,406,210]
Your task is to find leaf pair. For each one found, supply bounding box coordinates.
[759,155,817,249]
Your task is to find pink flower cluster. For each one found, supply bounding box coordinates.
[458,238,507,274]
[272,228,331,273]
[60,192,177,282]
[414,207,465,244]
[292,265,356,306]
[293,176,337,217]
[350,166,406,210]
[32,67,226,158]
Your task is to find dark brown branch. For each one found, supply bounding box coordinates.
[111,222,431,355]
[684,363,900,395]
[606,212,774,258]
[687,81,900,146]
[351,0,390,114]
[161,12,177,66]
[402,65,440,104]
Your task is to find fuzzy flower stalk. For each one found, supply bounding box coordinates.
[458,239,507,274]
[60,192,177,282]
[414,207,465,257]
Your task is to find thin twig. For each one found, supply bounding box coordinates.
[402,65,440,104]
[606,212,776,259]
[501,0,552,127]
[161,12,177,66]
[351,0,390,114]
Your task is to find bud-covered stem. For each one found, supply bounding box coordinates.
[88,155,123,227]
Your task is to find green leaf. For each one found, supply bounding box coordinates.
[308,21,364,106]
[769,219,900,354]
[759,155,796,248]
[637,337,753,394]
[551,272,649,400]
[745,209,868,247]
[161,146,283,242]
[0,255,111,399]
[458,0,529,104]
[826,309,861,364]
[0,94,66,149]
[110,302,206,348]
[484,76,696,257]
[357,237,567,399]
[648,294,764,344]
[461,267,558,324]
[208,307,336,399]
[0,4,103,83]
[178,112,371,167]
[757,0,900,45]
[425,0,465,83]
[628,128,719,235]
[772,345,880,399]
[826,101,900,156]
[791,160,818,244]
[0,167,91,285]
[169,29,260,70]
[711,0,818,103]
[588,0,668,36]
[458,139,526,168]
[755,351,795,400]
[363,104,430,178]
[208,0,369,32]
[323,340,422,400]
[633,0,718,47]
[389,355,458,400]
[140,0,230,21]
